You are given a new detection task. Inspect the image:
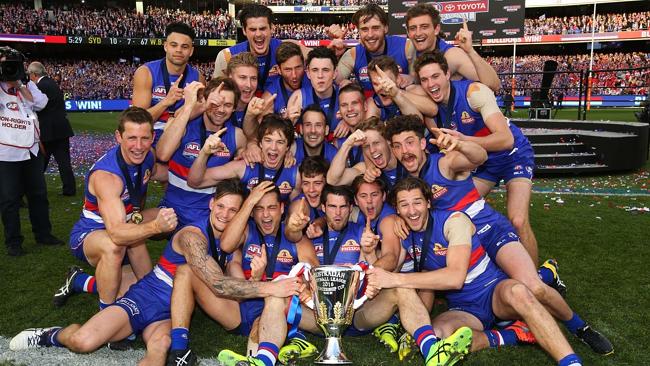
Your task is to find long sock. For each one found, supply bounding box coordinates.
[558,353,582,366]
[562,313,586,334]
[73,273,98,294]
[292,330,307,341]
[484,330,518,348]
[170,327,189,351]
[256,342,279,366]
[44,327,64,348]
[413,325,438,360]
[538,267,555,285]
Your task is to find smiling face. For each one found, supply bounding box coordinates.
[301,173,325,208]
[301,110,328,149]
[279,55,305,91]
[338,90,366,128]
[390,131,427,174]
[396,188,430,232]
[230,65,258,105]
[253,191,284,236]
[406,14,440,53]
[115,121,154,165]
[164,32,194,67]
[362,129,392,169]
[418,62,451,104]
[244,17,273,56]
[260,130,289,169]
[307,57,336,95]
[358,16,388,54]
[355,182,385,221]
[204,89,236,129]
[323,193,351,231]
[209,194,244,232]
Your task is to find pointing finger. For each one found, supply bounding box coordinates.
[215,127,227,137]
[463,20,468,31]
[173,74,184,87]
[365,216,372,232]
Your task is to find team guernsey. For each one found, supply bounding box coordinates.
[418,153,522,261]
[293,137,338,166]
[435,79,535,183]
[400,210,508,328]
[266,75,310,116]
[356,204,396,236]
[372,94,401,121]
[145,58,200,145]
[69,145,154,262]
[380,163,408,189]
[352,35,411,98]
[300,82,341,130]
[161,117,238,226]
[312,222,365,265]
[225,38,283,94]
[241,162,298,202]
[292,194,324,221]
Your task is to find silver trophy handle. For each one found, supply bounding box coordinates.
[350,263,372,309]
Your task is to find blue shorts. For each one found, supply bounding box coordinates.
[112,271,172,334]
[69,224,101,263]
[447,273,507,330]
[473,144,535,185]
[238,298,265,336]
[158,199,210,229]
[473,209,521,261]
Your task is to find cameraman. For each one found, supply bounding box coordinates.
[0,46,63,256]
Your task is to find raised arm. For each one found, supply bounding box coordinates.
[372,215,401,271]
[187,132,244,188]
[132,65,184,122]
[156,81,204,162]
[213,49,229,79]
[433,128,487,176]
[335,48,356,84]
[454,21,501,93]
[327,130,367,185]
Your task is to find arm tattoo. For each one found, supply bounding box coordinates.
[180,230,264,299]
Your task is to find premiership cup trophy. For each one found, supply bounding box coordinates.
[306,265,368,364]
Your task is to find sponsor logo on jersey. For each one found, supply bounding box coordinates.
[340,239,360,252]
[477,224,491,235]
[431,184,449,200]
[460,111,475,124]
[276,249,294,264]
[5,102,19,111]
[183,142,201,160]
[433,243,447,256]
[115,297,140,316]
[278,181,293,195]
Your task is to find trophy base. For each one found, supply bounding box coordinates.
[314,336,352,364]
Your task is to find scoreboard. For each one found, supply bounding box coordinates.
[0,34,236,47]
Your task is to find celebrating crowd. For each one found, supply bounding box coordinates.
[525,11,650,35]
[7,3,616,366]
[273,22,358,40]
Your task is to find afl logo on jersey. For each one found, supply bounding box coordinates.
[340,239,360,252]
[6,102,19,111]
[247,177,260,190]
[460,111,475,124]
[358,66,369,82]
[245,243,263,259]
[278,181,293,195]
[431,184,448,200]
[408,245,421,260]
[152,86,167,97]
[182,142,201,160]
[276,249,294,264]
[433,243,447,256]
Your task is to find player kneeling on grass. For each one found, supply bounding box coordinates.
[369,177,588,366]
[11,179,302,366]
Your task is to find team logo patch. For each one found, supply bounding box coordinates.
[5,102,19,111]
[431,184,448,200]
[182,142,201,160]
[276,249,294,264]
[268,65,280,78]
[245,243,263,259]
[340,239,360,252]
[433,243,447,256]
[525,166,533,175]
[278,181,293,195]
[460,111,475,124]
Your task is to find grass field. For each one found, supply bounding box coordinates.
[0,109,649,365]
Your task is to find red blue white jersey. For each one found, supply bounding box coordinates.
[435,79,532,166]
[241,220,298,281]
[145,58,200,129]
[162,117,238,221]
[266,75,310,116]
[400,210,505,304]
[312,222,365,265]
[420,153,483,212]
[74,145,154,232]
[380,163,408,189]
[353,35,410,99]
[241,162,298,203]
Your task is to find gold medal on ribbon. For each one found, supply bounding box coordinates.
[131,210,143,224]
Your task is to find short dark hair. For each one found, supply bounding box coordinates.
[368,55,399,79]
[338,82,365,102]
[276,42,304,66]
[413,50,449,75]
[351,174,387,195]
[357,116,385,133]
[405,3,441,29]
[389,176,431,207]
[383,114,425,141]
[260,185,282,204]
[165,22,196,41]
[306,47,337,68]
[238,4,273,29]
[118,107,153,134]
[321,185,354,206]
[300,156,329,178]
[301,103,327,123]
[204,77,240,107]
[258,114,295,147]
[352,4,389,28]
[213,178,246,201]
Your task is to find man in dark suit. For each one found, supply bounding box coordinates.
[27,62,76,196]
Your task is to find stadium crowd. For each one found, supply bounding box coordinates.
[0,3,235,39]
[273,22,358,40]
[524,11,650,35]
[35,51,649,100]
[259,0,387,5]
